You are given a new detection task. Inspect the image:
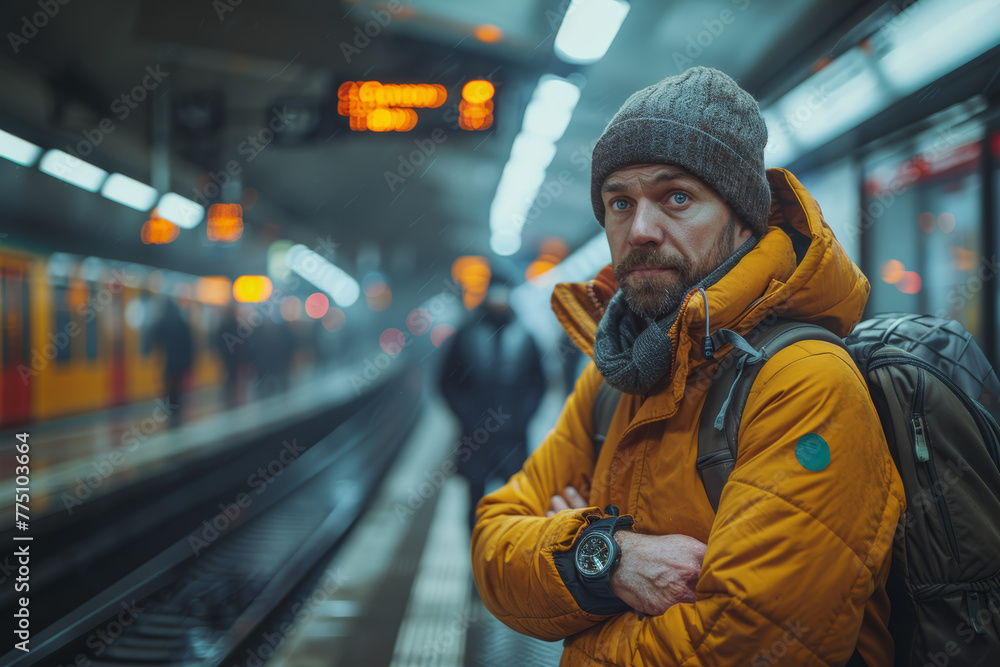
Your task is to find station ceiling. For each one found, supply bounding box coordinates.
[0,0,875,290]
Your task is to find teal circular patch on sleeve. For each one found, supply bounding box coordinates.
[795,433,830,472]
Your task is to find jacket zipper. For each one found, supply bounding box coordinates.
[667,290,697,379]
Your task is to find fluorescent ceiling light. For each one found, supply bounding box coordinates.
[490,230,522,257]
[0,129,42,166]
[39,150,108,192]
[763,57,887,165]
[489,205,527,236]
[785,51,887,149]
[487,76,583,256]
[490,164,547,233]
[522,103,575,143]
[534,76,583,108]
[878,0,1000,92]
[554,0,630,65]
[763,0,1000,167]
[285,244,360,307]
[509,134,557,170]
[497,162,547,201]
[521,76,582,142]
[156,192,205,229]
[101,173,159,211]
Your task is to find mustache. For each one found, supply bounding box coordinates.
[616,249,686,274]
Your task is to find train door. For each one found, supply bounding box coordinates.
[1,258,32,425]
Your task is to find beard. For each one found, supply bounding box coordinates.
[613,214,737,320]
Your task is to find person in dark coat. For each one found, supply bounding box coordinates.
[151,298,193,427]
[438,274,547,533]
[214,303,243,408]
[250,318,297,397]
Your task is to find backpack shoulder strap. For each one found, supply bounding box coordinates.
[591,380,622,460]
[697,353,741,511]
[697,320,846,511]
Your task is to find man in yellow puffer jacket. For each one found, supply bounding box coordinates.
[471,66,906,666]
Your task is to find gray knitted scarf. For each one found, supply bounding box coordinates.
[593,237,759,395]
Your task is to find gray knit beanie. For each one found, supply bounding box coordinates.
[590,67,770,237]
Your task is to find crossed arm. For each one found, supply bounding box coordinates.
[547,485,707,616]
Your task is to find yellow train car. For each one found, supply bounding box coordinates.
[0,247,223,427]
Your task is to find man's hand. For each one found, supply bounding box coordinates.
[546,486,589,517]
[610,532,707,616]
[546,489,707,615]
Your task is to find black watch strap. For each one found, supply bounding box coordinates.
[586,515,632,542]
[553,505,634,615]
[586,504,634,538]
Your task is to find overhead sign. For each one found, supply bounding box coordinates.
[337,80,494,132]
[338,81,445,132]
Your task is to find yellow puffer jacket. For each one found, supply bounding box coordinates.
[471,168,907,666]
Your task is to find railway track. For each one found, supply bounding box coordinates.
[1,365,422,666]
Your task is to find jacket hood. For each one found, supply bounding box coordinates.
[553,168,869,399]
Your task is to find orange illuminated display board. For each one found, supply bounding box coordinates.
[460,80,494,131]
[338,81,445,132]
[338,80,493,132]
[207,203,244,242]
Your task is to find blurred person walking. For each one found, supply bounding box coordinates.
[214,303,243,408]
[251,319,297,397]
[439,274,546,533]
[151,298,193,428]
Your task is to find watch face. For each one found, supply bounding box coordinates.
[576,532,614,576]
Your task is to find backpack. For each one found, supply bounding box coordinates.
[591,313,1000,666]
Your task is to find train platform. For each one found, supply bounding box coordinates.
[265,392,566,667]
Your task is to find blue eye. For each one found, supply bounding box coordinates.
[611,199,629,211]
[670,193,689,205]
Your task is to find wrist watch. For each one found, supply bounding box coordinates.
[574,504,633,595]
